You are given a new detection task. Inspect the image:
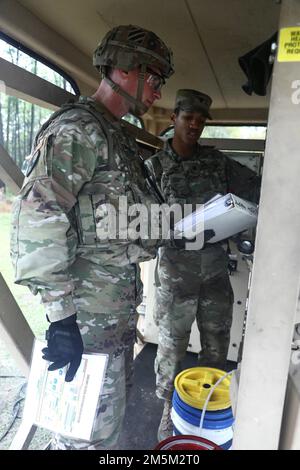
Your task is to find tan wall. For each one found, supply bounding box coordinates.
[143,106,172,136]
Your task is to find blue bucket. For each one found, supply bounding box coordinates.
[172,390,234,450]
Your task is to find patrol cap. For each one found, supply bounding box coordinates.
[175,89,212,119]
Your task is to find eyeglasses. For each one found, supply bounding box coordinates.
[146,69,165,92]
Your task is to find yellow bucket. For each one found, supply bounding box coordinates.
[174,367,231,411]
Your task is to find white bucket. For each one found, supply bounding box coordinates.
[171,408,233,449]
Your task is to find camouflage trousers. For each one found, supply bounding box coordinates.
[154,246,233,401]
[51,310,137,450]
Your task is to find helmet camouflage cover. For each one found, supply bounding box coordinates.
[93,24,174,79]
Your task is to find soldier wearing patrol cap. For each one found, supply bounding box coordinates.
[145,89,260,441]
[174,88,212,118]
[10,25,173,450]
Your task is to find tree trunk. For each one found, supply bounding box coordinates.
[6,97,11,151]
[15,50,21,166]
[29,59,37,153]
[0,100,4,146]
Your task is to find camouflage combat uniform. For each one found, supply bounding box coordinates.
[145,139,259,400]
[10,96,161,449]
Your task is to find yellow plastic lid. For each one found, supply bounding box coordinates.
[174,367,231,411]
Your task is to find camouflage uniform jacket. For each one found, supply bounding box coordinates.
[146,138,259,207]
[145,139,259,262]
[11,97,162,322]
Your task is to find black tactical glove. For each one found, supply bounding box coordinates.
[171,229,215,249]
[42,314,84,382]
[203,229,215,244]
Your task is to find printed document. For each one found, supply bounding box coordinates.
[22,340,108,440]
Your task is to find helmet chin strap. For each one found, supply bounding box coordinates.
[104,64,148,116]
[134,64,147,115]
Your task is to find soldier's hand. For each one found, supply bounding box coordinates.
[171,234,190,249]
[42,314,84,382]
[171,229,215,249]
[203,229,215,243]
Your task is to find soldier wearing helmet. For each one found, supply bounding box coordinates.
[11,25,173,450]
[93,24,174,116]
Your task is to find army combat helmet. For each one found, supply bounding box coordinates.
[93,24,174,115]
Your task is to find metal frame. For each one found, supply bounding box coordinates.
[1,0,300,446]
[200,138,265,152]
[232,0,300,450]
[0,31,80,95]
[0,57,75,110]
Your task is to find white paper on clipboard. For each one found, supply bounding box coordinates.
[174,193,258,243]
[22,340,108,441]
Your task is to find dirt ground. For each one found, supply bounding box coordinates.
[0,338,51,450]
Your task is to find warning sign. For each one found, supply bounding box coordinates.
[278,27,300,62]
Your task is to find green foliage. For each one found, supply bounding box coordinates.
[0,94,52,169]
[0,38,74,170]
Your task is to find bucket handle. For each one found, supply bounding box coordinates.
[199,370,235,436]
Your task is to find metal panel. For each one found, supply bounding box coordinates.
[232,0,300,450]
[0,57,75,110]
[208,108,268,124]
[200,138,265,152]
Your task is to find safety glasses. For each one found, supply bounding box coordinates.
[146,69,166,91]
